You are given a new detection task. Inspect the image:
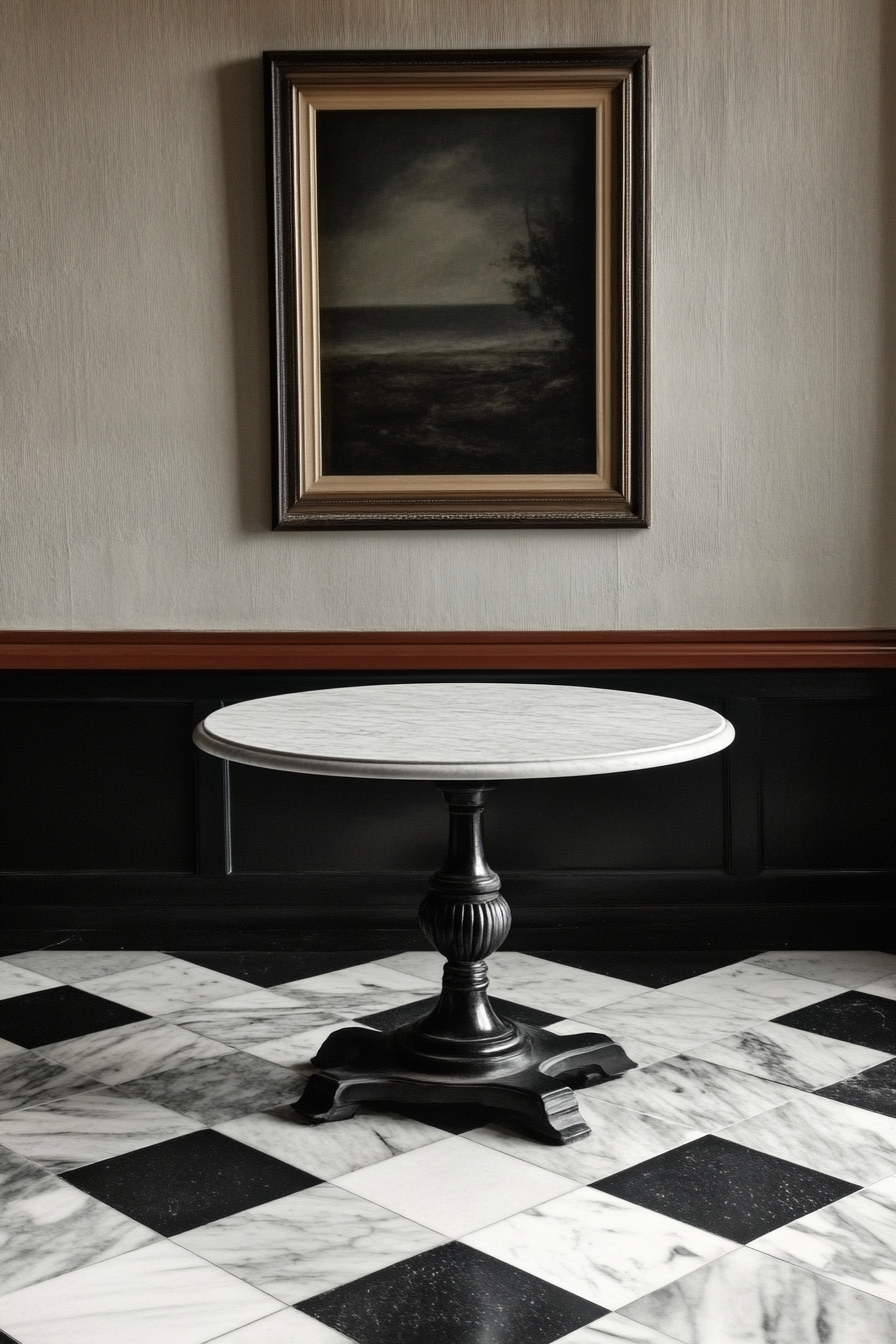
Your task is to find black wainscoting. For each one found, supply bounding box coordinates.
[1,669,894,951]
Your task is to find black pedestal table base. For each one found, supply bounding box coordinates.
[294,784,636,1145]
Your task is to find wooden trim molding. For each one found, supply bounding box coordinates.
[1,630,894,671]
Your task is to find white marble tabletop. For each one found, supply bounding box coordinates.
[193,682,734,781]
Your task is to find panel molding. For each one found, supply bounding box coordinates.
[1,629,895,670]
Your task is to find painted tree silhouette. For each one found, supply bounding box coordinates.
[505,203,594,355]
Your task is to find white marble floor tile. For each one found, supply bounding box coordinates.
[212,1311,356,1343]
[215,1103,446,1180]
[663,962,842,1019]
[748,949,896,989]
[36,1017,235,1085]
[0,1037,26,1061]
[688,1021,891,1090]
[0,1085,203,1172]
[598,1054,796,1131]
[721,1092,896,1186]
[466,1094,700,1184]
[0,1239,282,1344]
[856,972,896,1002]
[76,959,254,1014]
[477,952,646,1018]
[241,1020,371,1069]
[575,988,760,1060]
[272,963,437,1020]
[373,951,445,983]
[115,1051,304,1126]
[619,1245,896,1343]
[752,1174,896,1304]
[3,950,171,984]
[0,963,61,1002]
[0,1051,101,1115]
[164,989,351,1048]
[0,1145,157,1295]
[554,1315,685,1344]
[174,1183,446,1304]
[463,1184,735,1311]
[546,1022,684,1069]
[333,1133,579,1237]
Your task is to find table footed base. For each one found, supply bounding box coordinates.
[294,1022,635,1145]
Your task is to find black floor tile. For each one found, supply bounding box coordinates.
[532,950,758,989]
[298,1240,606,1344]
[358,995,563,1032]
[0,986,148,1049]
[172,951,386,987]
[62,1128,321,1236]
[774,991,896,1053]
[592,1134,859,1243]
[0,1332,21,1344]
[815,1057,896,1118]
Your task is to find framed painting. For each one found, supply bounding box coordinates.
[265,47,649,529]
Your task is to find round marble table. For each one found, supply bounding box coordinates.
[194,682,734,1144]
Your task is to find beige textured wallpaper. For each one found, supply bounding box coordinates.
[1,0,893,630]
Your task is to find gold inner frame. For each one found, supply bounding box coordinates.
[290,77,623,501]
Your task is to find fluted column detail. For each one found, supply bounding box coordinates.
[410,784,523,1061]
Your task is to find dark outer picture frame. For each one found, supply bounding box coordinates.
[265,47,650,529]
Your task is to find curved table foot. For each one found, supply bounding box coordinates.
[293,1023,636,1145]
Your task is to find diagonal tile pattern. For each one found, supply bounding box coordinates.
[0,945,894,1344]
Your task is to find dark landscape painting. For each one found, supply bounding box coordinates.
[315,108,597,476]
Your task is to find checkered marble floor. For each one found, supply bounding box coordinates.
[1,948,896,1344]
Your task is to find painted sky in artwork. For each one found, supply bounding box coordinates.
[315,108,595,307]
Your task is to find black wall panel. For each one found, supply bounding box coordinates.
[761,700,896,871]
[1,668,893,950]
[0,700,196,873]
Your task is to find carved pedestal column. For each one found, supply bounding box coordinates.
[294,784,636,1144]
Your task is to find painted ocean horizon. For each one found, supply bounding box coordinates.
[319,303,597,476]
[320,304,559,357]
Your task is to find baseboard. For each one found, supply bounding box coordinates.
[2,629,895,669]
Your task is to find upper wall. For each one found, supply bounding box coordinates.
[1,0,893,631]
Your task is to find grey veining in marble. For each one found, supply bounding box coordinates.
[664,962,843,1019]
[242,1020,372,1069]
[2,950,171,984]
[216,1103,447,1180]
[855,972,896,1001]
[688,1020,891,1090]
[721,1091,896,1185]
[554,1316,686,1344]
[174,1183,446,1304]
[76,958,255,1014]
[0,961,62,1001]
[334,1134,579,1238]
[601,1053,796,1131]
[473,951,646,1018]
[0,1239,282,1344]
[213,1311,356,1343]
[195,682,734,780]
[273,962,439,1021]
[463,1185,735,1310]
[749,950,896,989]
[0,1037,25,1060]
[576,988,759,1060]
[36,1016,235,1084]
[620,1245,896,1343]
[0,1050,101,1115]
[753,1173,896,1304]
[0,1085,202,1172]
[467,1095,701,1184]
[164,988,353,1047]
[115,1050,306,1125]
[0,1144,157,1294]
